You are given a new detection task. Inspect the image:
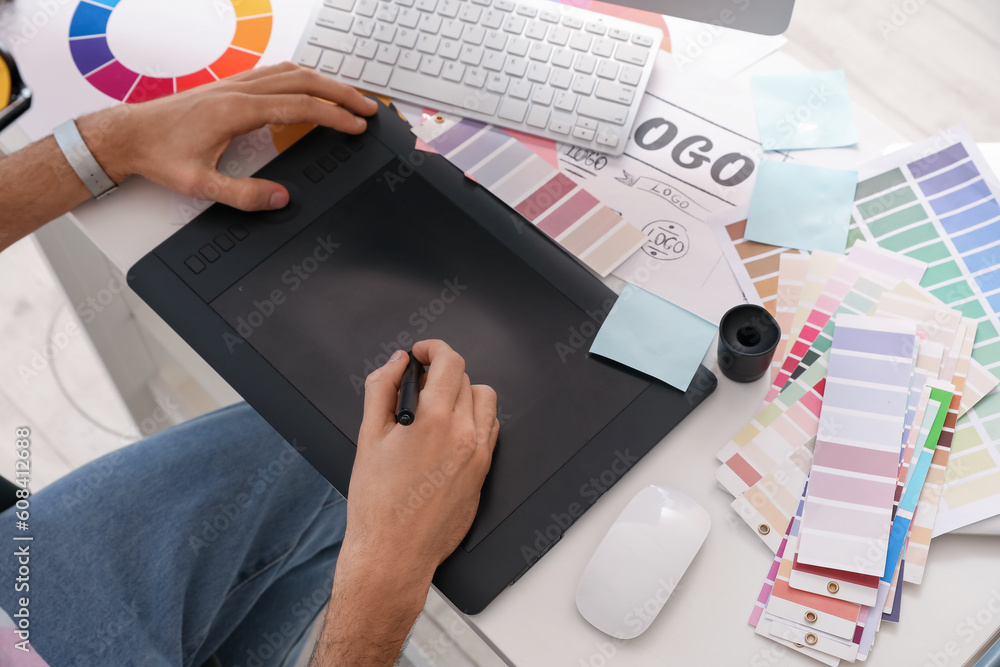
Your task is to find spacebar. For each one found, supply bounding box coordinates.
[389,71,501,116]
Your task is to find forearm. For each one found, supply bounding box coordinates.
[310,540,432,666]
[0,108,133,253]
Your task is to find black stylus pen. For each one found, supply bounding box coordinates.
[395,353,424,426]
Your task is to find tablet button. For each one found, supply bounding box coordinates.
[184,256,206,274]
[200,244,221,263]
[304,165,324,183]
[259,182,302,224]
[229,224,249,240]
[331,145,351,162]
[346,136,365,152]
[214,233,235,251]
[318,155,338,172]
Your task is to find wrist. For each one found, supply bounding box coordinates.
[75,107,140,185]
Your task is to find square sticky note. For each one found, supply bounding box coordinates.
[745,160,858,254]
[589,284,717,391]
[751,70,858,151]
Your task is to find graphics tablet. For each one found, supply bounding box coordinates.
[127,102,717,613]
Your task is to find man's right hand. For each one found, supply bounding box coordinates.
[311,340,498,666]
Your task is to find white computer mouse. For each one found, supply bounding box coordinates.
[575,485,711,639]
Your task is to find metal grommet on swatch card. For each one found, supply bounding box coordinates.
[717,304,781,383]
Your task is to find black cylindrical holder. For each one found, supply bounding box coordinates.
[717,304,781,383]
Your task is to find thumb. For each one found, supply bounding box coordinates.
[211,175,289,211]
[359,350,409,442]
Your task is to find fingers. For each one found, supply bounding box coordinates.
[471,385,499,458]
[239,66,379,117]
[412,340,465,406]
[208,175,289,212]
[359,350,409,443]
[234,93,371,135]
[454,373,474,417]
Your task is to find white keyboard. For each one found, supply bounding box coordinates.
[293,0,661,155]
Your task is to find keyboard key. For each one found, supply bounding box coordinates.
[376,2,398,21]
[439,0,460,17]
[608,27,629,40]
[319,50,345,73]
[528,41,551,61]
[631,33,654,47]
[614,42,647,66]
[576,117,597,131]
[596,59,618,79]
[442,61,466,81]
[417,33,440,53]
[553,90,577,111]
[398,7,420,27]
[324,0,355,11]
[530,85,554,105]
[618,64,641,85]
[462,24,486,44]
[441,18,464,39]
[356,0,378,16]
[418,13,442,32]
[376,43,400,63]
[459,3,481,21]
[595,79,634,104]
[484,29,507,50]
[355,38,378,59]
[481,9,504,28]
[486,72,509,93]
[526,105,550,128]
[374,22,397,42]
[571,73,594,95]
[297,44,322,67]
[509,78,531,98]
[539,8,559,22]
[317,8,354,31]
[584,20,606,35]
[549,119,571,134]
[439,39,461,59]
[463,67,487,87]
[472,0,492,6]
[515,4,536,17]
[460,44,484,64]
[309,28,356,53]
[591,37,613,57]
[572,125,595,141]
[596,131,619,148]
[398,50,421,69]
[573,53,595,73]
[549,68,572,88]
[507,36,529,56]
[561,15,582,29]
[525,21,547,40]
[551,48,573,68]
[394,27,418,48]
[395,0,414,6]
[576,97,628,124]
[546,26,569,46]
[482,50,505,70]
[419,54,443,75]
[502,14,525,34]
[362,61,393,85]
[494,0,514,10]
[498,98,528,122]
[341,57,365,78]
[389,69,501,114]
[504,56,527,77]
[526,61,548,83]
[569,32,591,51]
[415,0,436,10]
[352,17,375,36]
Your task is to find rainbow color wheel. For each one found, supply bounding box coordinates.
[68,0,273,102]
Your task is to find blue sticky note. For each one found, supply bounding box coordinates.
[589,284,717,392]
[751,70,858,151]
[745,160,858,253]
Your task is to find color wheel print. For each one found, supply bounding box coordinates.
[68,0,272,103]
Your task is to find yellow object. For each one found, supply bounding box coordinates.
[0,57,11,108]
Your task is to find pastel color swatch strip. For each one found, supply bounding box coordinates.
[771,253,811,383]
[796,315,917,576]
[415,117,645,276]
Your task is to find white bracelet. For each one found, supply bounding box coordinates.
[52,119,118,200]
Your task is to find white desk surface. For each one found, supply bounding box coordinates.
[7,24,999,667]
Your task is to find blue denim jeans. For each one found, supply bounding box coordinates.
[0,403,347,667]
